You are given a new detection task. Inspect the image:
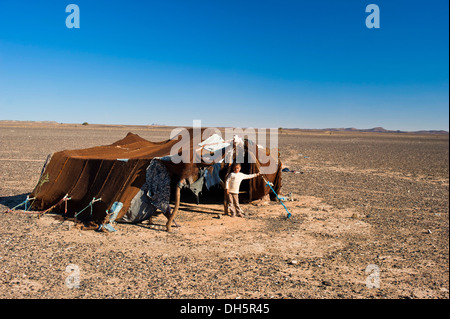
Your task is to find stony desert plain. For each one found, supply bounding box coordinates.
[0,121,448,299]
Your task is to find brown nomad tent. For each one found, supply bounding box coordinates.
[29,129,282,231]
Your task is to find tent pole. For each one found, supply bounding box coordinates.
[223,142,235,216]
[223,188,229,215]
[166,184,181,232]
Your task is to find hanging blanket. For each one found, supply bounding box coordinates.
[145,159,171,214]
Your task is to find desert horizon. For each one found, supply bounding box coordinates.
[1,120,448,135]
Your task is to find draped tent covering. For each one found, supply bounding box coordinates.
[29,129,282,230]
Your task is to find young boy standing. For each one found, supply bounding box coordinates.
[225,163,260,217]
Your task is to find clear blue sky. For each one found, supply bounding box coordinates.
[0,0,448,131]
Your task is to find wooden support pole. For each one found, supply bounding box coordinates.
[166,184,181,232]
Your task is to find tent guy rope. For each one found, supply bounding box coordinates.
[74,197,102,219]
[4,194,71,217]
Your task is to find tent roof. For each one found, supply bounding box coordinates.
[60,132,179,160]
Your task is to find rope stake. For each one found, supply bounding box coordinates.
[264,179,292,218]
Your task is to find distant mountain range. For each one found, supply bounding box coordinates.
[1,121,448,135]
[321,127,448,134]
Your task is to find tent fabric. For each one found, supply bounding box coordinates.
[29,131,282,224]
[121,188,155,223]
[198,134,231,152]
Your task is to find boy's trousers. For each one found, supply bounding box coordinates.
[227,193,244,217]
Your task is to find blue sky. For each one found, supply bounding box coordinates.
[0,0,448,130]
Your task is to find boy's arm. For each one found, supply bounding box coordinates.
[242,172,260,180]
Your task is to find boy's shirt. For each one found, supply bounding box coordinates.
[225,172,258,194]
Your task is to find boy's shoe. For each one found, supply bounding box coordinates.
[236,212,244,218]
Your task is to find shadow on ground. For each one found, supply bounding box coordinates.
[0,193,30,210]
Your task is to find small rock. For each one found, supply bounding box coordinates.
[426,229,432,234]
[322,280,332,287]
[288,260,298,265]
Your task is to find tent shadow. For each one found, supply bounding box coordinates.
[178,203,223,215]
[130,202,224,232]
[0,193,30,210]
[133,223,170,232]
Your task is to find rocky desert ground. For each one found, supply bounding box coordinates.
[0,121,448,300]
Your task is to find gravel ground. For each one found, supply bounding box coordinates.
[0,122,448,299]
